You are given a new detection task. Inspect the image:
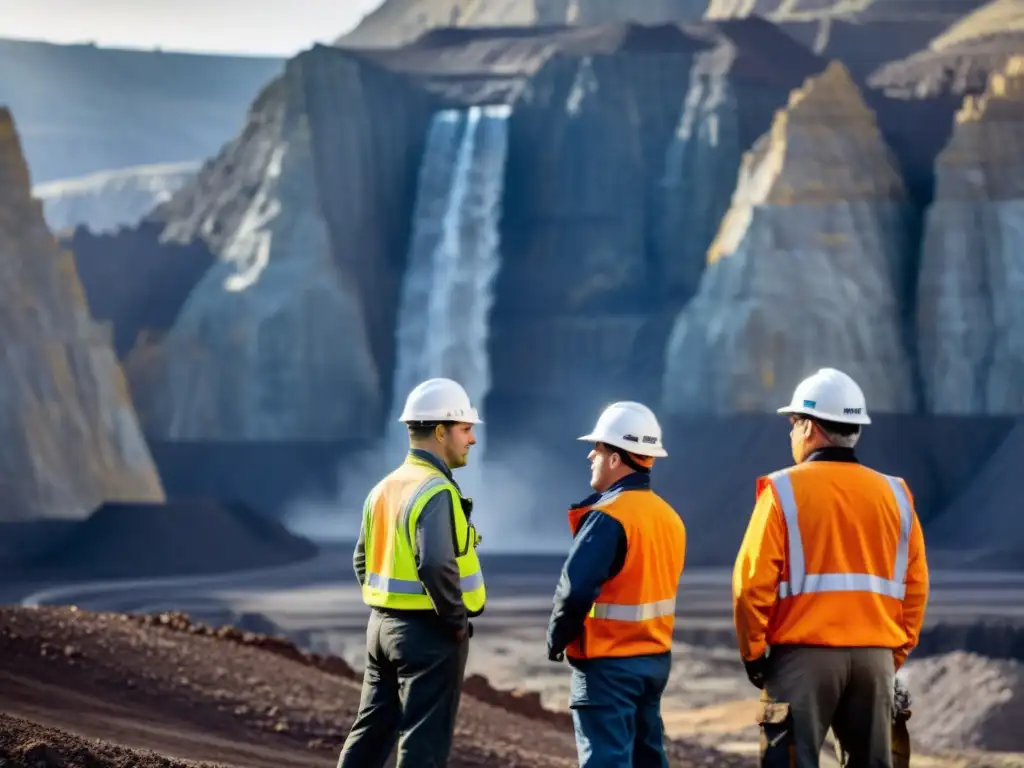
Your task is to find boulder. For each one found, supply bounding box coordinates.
[0,109,164,520]
[661,62,917,416]
[917,57,1024,414]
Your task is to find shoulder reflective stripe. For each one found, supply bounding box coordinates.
[775,469,915,601]
[366,572,426,594]
[590,597,676,622]
[398,475,451,543]
[769,469,806,595]
[368,570,483,595]
[884,474,913,585]
[460,570,485,592]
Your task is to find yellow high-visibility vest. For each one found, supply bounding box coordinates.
[361,454,485,614]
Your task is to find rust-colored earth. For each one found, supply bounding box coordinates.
[0,606,744,767]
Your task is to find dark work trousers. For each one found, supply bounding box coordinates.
[337,608,470,768]
[763,645,895,768]
[568,652,672,768]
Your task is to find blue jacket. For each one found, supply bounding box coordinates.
[547,471,653,656]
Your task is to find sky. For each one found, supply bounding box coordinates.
[0,0,388,56]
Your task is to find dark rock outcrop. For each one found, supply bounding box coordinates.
[0,109,164,520]
[63,222,214,357]
[917,57,1024,415]
[661,62,916,416]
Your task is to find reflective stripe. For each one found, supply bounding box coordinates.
[771,468,913,601]
[367,572,424,594]
[367,570,485,595]
[398,475,451,543]
[590,597,677,622]
[460,570,485,592]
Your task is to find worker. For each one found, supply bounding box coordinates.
[732,367,930,767]
[337,377,487,768]
[547,401,687,768]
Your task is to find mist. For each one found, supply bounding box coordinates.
[280,437,578,554]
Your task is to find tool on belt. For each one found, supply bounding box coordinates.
[757,678,912,767]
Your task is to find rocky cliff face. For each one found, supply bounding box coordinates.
[136,52,436,441]
[140,23,826,440]
[0,109,164,520]
[64,223,214,357]
[661,62,917,416]
[917,57,1024,414]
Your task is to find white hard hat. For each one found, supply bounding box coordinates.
[578,401,667,458]
[398,378,482,424]
[777,367,871,425]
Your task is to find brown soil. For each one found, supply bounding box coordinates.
[0,606,743,768]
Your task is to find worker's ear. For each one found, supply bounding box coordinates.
[434,423,447,443]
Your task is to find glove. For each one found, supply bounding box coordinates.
[548,647,565,663]
[744,654,768,689]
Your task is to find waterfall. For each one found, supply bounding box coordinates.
[386,104,512,493]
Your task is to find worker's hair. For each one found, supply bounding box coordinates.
[407,421,454,441]
[812,417,861,449]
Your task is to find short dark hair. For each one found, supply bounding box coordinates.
[407,421,455,440]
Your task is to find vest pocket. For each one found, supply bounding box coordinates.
[757,700,794,767]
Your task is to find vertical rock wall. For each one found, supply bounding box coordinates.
[0,109,164,520]
[661,62,917,416]
[917,56,1024,414]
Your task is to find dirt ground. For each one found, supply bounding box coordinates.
[0,606,746,768]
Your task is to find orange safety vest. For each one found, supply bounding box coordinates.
[759,461,923,650]
[565,488,687,660]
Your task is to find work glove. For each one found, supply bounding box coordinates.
[744,653,768,689]
[548,647,565,663]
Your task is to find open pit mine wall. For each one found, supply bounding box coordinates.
[72,29,1024,448]
[130,22,832,442]
[0,110,164,522]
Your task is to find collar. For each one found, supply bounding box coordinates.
[805,446,859,464]
[407,448,456,483]
[571,470,651,510]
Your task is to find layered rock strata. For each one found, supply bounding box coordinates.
[661,62,916,416]
[488,20,827,425]
[136,53,426,441]
[0,109,164,520]
[146,23,825,438]
[917,57,1024,414]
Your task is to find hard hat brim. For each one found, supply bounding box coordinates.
[577,433,668,458]
[776,405,871,425]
